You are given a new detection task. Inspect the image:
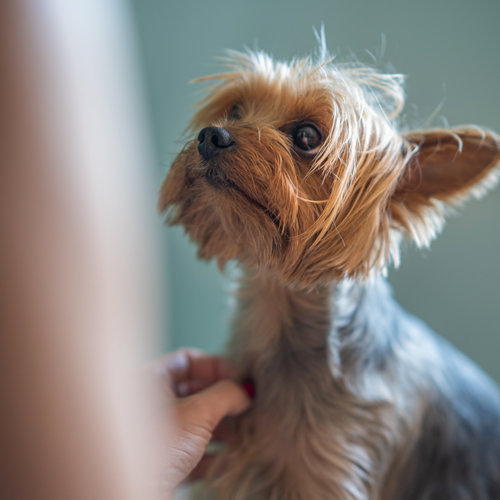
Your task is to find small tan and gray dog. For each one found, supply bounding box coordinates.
[160,39,500,500]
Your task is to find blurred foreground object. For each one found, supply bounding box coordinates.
[0,0,162,499]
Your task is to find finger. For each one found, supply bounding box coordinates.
[151,349,232,386]
[176,378,213,397]
[177,373,247,397]
[150,349,200,385]
[181,352,233,383]
[180,380,251,431]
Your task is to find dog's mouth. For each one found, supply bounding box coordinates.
[203,165,236,190]
[200,163,284,234]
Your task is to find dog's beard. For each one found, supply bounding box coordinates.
[161,146,286,271]
[158,134,362,287]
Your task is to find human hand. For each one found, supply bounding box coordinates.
[147,349,251,497]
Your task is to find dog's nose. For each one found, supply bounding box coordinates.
[197,126,235,160]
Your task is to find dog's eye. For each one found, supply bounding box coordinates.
[293,124,322,153]
[230,105,242,120]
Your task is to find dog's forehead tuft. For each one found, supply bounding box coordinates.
[234,81,334,126]
[191,49,406,132]
[191,75,335,130]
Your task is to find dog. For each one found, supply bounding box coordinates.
[159,40,500,499]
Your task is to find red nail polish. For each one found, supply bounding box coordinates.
[241,380,256,399]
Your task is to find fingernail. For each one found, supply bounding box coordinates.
[177,381,190,397]
[241,380,255,400]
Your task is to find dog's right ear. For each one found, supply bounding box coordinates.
[390,128,500,246]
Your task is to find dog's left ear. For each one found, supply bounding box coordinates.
[390,128,500,245]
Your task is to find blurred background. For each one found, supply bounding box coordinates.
[129,0,500,382]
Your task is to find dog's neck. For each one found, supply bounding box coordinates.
[229,270,375,383]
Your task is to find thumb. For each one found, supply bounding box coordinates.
[178,379,251,432]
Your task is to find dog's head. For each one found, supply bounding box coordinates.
[160,50,500,288]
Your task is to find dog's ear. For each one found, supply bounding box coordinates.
[390,128,500,246]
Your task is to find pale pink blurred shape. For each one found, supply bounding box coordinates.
[0,0,167,499]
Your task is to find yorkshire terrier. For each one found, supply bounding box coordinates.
[160,41,500,500]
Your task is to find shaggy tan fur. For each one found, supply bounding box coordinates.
[160,46,500,500]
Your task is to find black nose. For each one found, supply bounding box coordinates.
[197,126,235,160]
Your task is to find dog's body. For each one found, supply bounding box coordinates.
[161,42,500,499]
[226,273,500,499]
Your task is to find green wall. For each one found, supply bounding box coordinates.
[131,0,500,381]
